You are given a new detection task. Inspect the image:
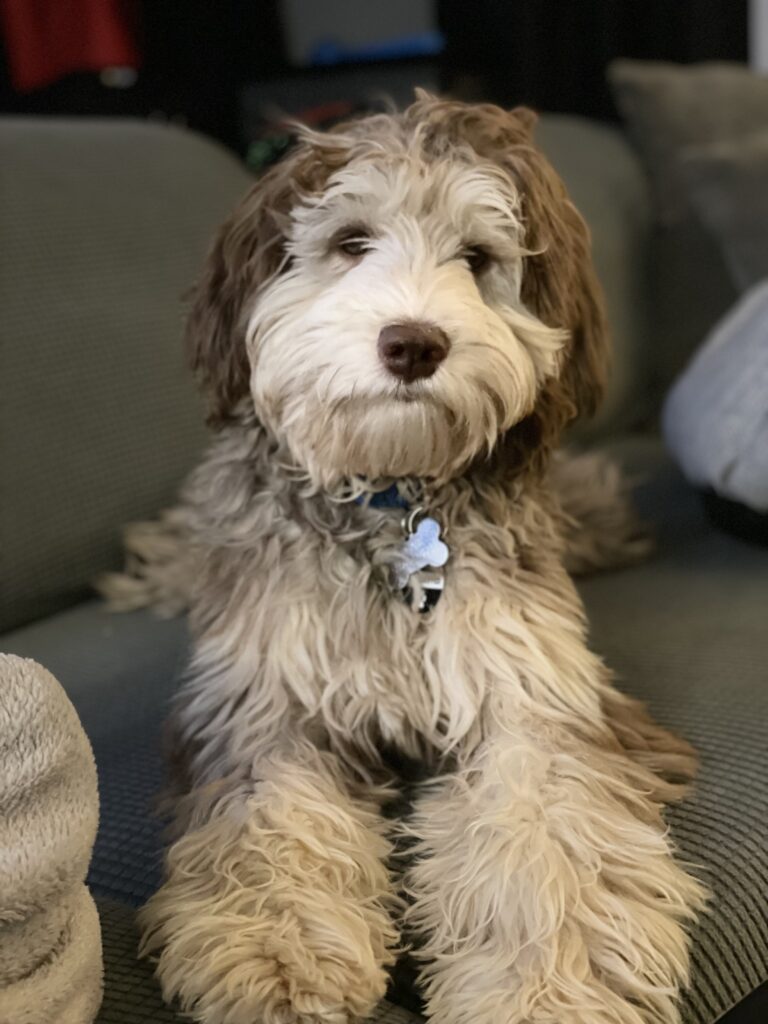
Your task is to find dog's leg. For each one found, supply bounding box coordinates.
[405,716,705,1024]
[140,748,400,1024]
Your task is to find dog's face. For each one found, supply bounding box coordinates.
[188,95,608,485]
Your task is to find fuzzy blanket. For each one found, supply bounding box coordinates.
[0,655,102,1024]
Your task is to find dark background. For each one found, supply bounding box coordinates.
[0,0,749,157]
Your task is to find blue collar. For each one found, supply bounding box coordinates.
[355,483,410,510]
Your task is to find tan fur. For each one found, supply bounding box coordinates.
[550,450,654,576]
[129,95,705,1024]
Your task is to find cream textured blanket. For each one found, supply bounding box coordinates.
[0,655,102,1024]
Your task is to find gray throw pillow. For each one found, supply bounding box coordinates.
[608,59,768,224]
[681,130,768,291]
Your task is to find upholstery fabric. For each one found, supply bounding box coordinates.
[97,900,179,1024]
[682,131,768,292]
[579,437,768,1024]
[0,118,252,633]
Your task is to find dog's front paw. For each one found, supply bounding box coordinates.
[143,878,396,1023]
[143,895,392,1024]
[139,803,399,1024]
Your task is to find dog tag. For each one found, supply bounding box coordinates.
[391,511,449,595]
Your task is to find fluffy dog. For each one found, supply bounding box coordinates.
[131,93,705,1024]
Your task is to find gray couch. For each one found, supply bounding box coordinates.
[2,115,766,1024]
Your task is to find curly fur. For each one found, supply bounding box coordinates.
[551,450,653,576]
[98,448,651,616]
[126,93,705,1024]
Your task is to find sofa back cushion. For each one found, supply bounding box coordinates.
[0,118,252,632]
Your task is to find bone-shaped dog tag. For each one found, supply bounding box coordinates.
[391,514,449,592]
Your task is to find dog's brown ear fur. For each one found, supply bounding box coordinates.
[186,142,347,424]
[409,97,609,438]
[508,108,608,425]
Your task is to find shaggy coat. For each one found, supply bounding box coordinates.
[125,94,705,1024]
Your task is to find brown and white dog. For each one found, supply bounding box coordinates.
[122,93,705,1024]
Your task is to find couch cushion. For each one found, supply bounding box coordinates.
[97,899,180,1024]
[579,437,768,1024]
[0,118,252,633]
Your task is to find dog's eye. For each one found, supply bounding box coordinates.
[335,229,372,258]
[462,245,491,274]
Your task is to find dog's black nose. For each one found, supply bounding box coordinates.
[377,323,450,382]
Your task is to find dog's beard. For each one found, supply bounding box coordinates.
[253,315,563,486]
[283,392,495,484]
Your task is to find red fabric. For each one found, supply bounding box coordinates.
[0,0,140,92]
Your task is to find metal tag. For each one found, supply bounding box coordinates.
[391,510,449,609]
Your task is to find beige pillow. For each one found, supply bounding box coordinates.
[608,59,768,224]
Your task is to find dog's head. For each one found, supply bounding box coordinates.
[188,93,608,486]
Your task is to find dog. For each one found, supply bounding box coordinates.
[126,92,705,1024]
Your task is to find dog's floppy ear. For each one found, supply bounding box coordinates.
[508,108,609,422]
[186,142,347,424]
[410,97,609,425]
[186,163,291,423]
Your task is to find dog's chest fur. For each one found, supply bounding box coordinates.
[175,419,599,787]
